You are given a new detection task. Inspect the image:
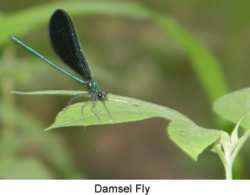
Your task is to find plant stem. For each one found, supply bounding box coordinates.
[213,144,232,179]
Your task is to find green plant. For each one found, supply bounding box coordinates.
[1,2,248,179]
[12,88,250,179]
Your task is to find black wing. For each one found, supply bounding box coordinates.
[49,9,94,81]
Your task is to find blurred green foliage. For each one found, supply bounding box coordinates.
[0,0,249,179]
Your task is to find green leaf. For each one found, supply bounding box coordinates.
[214,88,250,130]
[12,90,222,160]
[168,120,222,160]
[12,90,191,127]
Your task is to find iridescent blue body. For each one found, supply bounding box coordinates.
[9,9,111,119]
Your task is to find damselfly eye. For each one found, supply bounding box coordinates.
[98,91,107,99]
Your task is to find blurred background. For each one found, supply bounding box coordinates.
[0,0,249,179]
